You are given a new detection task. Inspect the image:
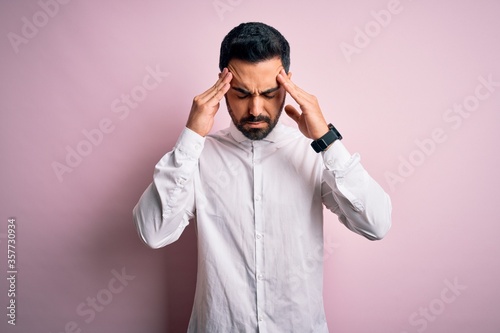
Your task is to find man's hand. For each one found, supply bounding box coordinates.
[277,69,329,140]
[186,68,233,137]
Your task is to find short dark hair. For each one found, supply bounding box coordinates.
[219,22,290,72]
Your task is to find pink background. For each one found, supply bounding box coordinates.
[1,0,500,332]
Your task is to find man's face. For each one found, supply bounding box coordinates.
[225,58,290,140]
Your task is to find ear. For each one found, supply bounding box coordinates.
[287,71,292,80]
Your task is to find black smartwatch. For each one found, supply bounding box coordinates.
[310,123,342,153]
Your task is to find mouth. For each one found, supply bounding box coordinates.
[245,121,267,128]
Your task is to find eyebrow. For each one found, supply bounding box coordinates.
[232,86,280,95]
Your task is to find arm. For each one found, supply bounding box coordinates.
[276,69,392,240]
[133,69,232,248]
[320,140,392,240]
[133,128,203,248]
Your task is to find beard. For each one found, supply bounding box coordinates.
[227,96,285,140]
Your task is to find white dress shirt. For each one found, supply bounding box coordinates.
[133,122,392,333]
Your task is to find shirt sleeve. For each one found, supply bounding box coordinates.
[320,140,392,240]
[133,127,204,248]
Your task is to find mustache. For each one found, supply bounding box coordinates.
[240,115,271,124]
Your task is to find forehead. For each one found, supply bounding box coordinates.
[227,58,284,90]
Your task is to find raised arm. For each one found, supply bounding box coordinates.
[320,141,392,240]
[133,69,232,248]
[276,69,391,240]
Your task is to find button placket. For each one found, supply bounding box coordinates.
[252,142,266,329]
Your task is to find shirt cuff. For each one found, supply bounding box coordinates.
[174,127,206,160]
[321,140,352,171]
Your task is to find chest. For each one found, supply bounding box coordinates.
[196,140,323,219]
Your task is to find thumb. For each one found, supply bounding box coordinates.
[284,105,301,124]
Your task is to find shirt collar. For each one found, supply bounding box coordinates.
[228,121,284,143]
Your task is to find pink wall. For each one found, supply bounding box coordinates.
[1,0,499,332]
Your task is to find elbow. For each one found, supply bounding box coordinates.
[134,218,172,249]
[140,228,184,249]
[133,204,186,249]
[345,214,391,241]
[140,234,169,249]
[366,219,391,241]
[132,204,168,250]
[365,196,392,241]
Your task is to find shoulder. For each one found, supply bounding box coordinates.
[272,123,312,148]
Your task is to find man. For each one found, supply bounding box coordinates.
[133,22,391,333]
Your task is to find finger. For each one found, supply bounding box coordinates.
[277,69,298,92]
[284,105,301,124]
[277,69,302,101]
[277,69,313,106]
[214,71,232,97]
[198,70,232,103]
[219,69,233,87]
[218,68,232,86]
[218,67,227,79]
[215,68,230,88]
[206,68,229,97]
[210,79,232,103]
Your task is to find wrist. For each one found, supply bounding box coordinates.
[311,123,330,140]
[311,123,342,153]
[186,118,211,137]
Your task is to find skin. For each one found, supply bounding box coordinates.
[225,58,287,140]
[186,57,330,141]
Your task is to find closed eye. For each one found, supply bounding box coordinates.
[237,94,275,100]
[232,86,280,100]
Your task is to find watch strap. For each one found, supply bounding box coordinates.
[311,123,342,153]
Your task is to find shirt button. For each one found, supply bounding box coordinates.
[257,274,264,280]
[353,200,363,212]
[256,233,262,240]
[194,143,201,150]
[255,195,261,202]
[258,316,264,322]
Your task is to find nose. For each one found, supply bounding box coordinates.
[248,96,263,116]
